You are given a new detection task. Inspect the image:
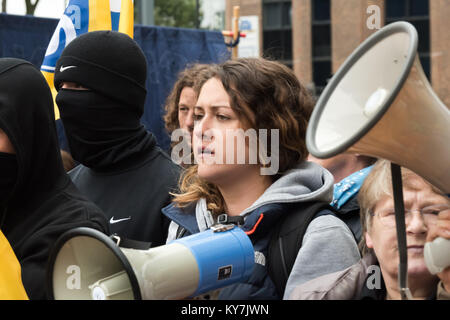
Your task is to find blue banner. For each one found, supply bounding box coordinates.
[0,13,229,151]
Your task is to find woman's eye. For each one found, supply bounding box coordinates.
[193,114,204,121]
[422,204,450,216]
[381,210,395,217]
[217,114,230,121]
[422,208,441,216]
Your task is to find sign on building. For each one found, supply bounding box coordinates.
[238,15,260,58]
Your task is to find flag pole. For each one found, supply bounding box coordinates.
[232,6,240,59]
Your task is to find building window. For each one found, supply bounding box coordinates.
[385,0,430,80]
[311,0,331,96]
[262,0,292,68]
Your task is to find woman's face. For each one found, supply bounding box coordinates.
[365,177,450,280]
[193,77,257,186]
[177,86,197,135]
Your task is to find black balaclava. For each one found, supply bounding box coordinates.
[0,58,67,226]
[54,31,155,171]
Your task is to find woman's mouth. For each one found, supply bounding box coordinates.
[407,245,424,254]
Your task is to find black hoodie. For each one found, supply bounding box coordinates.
[0,58,109,300]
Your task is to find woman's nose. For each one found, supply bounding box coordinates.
[193,116,212,141]
[406,211,428,234]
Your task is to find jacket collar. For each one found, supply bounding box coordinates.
[162,201,290,240]
[162,202,200,234]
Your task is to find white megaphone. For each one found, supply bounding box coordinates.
[47,225,254,300]
[306,22,450,276]
[424,237,450,275]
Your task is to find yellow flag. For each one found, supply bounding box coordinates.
[0,231,28,300]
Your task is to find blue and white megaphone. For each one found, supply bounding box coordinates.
[47,225,254,300]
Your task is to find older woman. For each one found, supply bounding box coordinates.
[162,57,360,300]
[288,159,450,300]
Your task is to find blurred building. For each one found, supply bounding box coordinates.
[201,0,226,30]
[225,0,450,105]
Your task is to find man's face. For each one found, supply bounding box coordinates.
[0,128,15,154]
[308,153,359,183]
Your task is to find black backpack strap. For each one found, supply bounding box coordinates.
[176,225,188,239]
[267,201,336,297]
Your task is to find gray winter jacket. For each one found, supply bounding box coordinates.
[288,252,377,299]
[288,251,450,300]
[164,161,361,299]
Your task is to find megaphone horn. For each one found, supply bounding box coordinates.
[306,21,450,193]
[47,226,255,300]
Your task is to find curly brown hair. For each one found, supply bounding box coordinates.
[163,63,217,134]
[172,58,316,215]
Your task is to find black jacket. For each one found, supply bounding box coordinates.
[0,58,109,300]
[69,139,180,245]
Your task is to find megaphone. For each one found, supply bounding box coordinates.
[306,21,449,193]
[306,22,450,279]
[47,225,254,300]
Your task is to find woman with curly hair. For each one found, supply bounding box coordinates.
[162,57,360,300]
[164,63,216,166]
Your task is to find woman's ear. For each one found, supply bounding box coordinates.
[365,231,374,249]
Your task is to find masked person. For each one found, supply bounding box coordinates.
[0,58,109,299]
[54,31,180,245]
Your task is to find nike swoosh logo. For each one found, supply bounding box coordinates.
[109,216,131,224]
[59,65,77,72]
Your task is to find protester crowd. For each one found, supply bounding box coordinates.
[0,31,448,300]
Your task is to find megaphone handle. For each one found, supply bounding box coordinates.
[391,163,412,300]
[110,234,152,250]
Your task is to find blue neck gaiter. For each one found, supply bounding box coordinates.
[331,165,374,210]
